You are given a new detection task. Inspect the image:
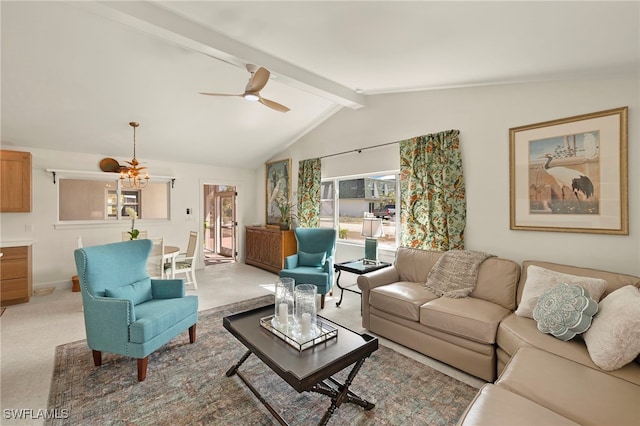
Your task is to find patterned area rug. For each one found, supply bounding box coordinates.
[47,295,477,425]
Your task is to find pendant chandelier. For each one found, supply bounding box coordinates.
[120,121,150,188]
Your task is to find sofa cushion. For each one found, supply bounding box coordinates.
[497,313,640,385]
[498,314,602,368]
[394,247,442,283]
[457,384,580,426]
[515,265,607,319]
[533,283,598,341]
[420,297,510,344]
[297,250,326,267]
[369,281,438,321]
[583,285,640,371]
[496,347,640,426]
[470,257,520,311]
[129,297,198,343]
[517,260,640,303]
[105,277,153,306]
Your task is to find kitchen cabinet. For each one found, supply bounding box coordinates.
[0,150,32,212]
[0,245,32,306]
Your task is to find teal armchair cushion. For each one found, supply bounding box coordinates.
[105,277,153,305]
[130,297,199,343]
[298,250,327,267]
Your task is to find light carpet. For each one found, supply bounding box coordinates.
[47,295,477,425]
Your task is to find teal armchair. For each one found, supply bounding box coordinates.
[279,228,337,309]
[74,239,198,381]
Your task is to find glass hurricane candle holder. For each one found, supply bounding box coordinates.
[272,277,295,331]
[292,284,319,341]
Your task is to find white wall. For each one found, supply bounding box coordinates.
[0,147,258,287]
[262,74,640,276]
[4,75,637,289]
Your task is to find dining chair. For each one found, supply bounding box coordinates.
[147,237,165,279]
[165,231,199,289]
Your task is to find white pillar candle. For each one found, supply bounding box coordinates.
[301,312,311,336]
[278,303,288,326]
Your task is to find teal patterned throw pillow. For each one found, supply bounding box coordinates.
[533,283,598,341]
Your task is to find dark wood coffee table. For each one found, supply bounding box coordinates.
[223,304,378,425]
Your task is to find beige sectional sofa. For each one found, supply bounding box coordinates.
[497,259,640,384]
[458,347,640,426]
[357,247,521,381]
[357,247,640,425]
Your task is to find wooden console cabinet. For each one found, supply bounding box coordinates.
[0,245,33,306]
[245,226,296,274]
[0,149,32,212]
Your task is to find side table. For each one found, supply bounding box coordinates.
[334,259,392,307]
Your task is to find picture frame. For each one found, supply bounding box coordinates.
[510,106,628,234]
[265,158,291,226]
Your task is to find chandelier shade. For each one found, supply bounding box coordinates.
[120,121,150,189]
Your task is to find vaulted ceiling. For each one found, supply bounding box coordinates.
[2,1,638,169]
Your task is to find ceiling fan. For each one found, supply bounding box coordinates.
[199,64,290,113]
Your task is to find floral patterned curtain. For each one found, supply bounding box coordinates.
[400,130,466,250]
[297,158,321,228]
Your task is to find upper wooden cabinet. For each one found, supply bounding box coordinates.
[0,150,32,212]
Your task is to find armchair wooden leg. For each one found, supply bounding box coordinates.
[320,294,325,309]
[137,356,149,382]
[189,324,197,343]
[92,350,102,366]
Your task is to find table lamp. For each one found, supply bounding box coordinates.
[361,215,384,264]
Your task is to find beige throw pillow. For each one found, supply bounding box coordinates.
[583,285,640,371]
[515,265,607,319]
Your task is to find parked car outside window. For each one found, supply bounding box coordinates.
[373,204,395,219]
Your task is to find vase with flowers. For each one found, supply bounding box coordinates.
[275,195,297,230]
[125,207,140,240]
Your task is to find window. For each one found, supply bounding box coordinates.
[321,172,399,250]
[57,177,170,223]
[107,190,141,217]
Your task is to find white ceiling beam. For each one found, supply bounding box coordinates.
[68,1,367,109]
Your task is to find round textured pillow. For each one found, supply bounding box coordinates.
[533,283,598,341]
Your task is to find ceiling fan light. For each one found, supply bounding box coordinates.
[243,93,259,102]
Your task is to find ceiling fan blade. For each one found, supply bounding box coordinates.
[199,92,242,97]
[246,67,270,92]
[259,96,290,113]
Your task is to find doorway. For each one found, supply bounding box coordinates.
[203,184,237,265]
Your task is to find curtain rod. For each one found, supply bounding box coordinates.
[319,140,399,160]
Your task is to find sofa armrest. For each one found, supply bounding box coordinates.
[284,254,299,269]
[357,266,400,329]
[357,266,400,291]
[151,279,185,299]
